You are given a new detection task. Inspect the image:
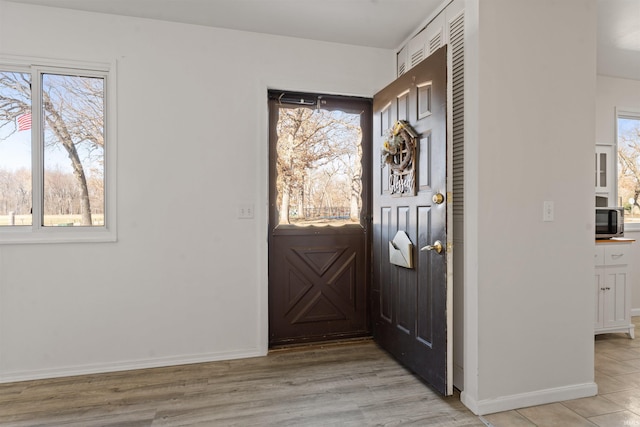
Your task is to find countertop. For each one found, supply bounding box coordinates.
[596,237,636,244]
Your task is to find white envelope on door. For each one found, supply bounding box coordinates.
[389,230,413,269]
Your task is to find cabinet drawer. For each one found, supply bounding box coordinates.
[604,244,630,266]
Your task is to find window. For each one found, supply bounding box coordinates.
[0,58,115,243]
[274,104,364,227]
[617,108,640,228]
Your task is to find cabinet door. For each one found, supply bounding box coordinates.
[595,145,613,195]
[603,266,629,328]
[594,243,633,336]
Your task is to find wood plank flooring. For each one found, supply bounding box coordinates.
[0,339,483,426]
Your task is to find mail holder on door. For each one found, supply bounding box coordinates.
[389,230,414,269]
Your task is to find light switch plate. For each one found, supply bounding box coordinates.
[237,204,254,219]
[543,201,554,222]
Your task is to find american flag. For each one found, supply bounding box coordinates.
[17,112,32,132]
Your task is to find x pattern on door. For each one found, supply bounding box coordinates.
[285,245,356,324]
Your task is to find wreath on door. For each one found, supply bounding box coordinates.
[381,120,418,195]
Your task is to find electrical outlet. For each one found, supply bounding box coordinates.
[237,204,254,219]
[543,201,554,222]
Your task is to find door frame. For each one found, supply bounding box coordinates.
[445,43,454,393]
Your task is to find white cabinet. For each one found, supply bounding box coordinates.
[594,241,634,338]
[595,144,614,206]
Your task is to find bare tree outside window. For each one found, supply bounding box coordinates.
[42,73,104,226]
[0,71,32,226]
[618,115,640,223]
[275,107,363,226]
[0,70,105,227]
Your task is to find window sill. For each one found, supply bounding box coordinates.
[0,228,117,244]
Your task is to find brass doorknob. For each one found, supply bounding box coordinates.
[420,240,443,254]
[432,193,445,204]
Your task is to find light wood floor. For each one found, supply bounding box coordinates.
[0,339,483,426]
[4,323,640,427]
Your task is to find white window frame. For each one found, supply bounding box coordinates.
[0,55,117,244]
[616,106,640,232]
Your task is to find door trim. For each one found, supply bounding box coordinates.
[445,41,454,395]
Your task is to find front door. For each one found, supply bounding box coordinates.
[268,92,372,347]
[372,46,452,395]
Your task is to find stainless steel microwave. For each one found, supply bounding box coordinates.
[595,207,624,239]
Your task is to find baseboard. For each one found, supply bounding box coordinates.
[0,348,264,384]
[631,308,640,317]
[461,382,598,415]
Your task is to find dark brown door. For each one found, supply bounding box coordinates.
[268,92,372,347]
[372,46,452,395]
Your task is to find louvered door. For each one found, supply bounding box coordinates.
[448,4,465,391]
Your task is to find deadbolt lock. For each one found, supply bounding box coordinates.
[432,193,445,205]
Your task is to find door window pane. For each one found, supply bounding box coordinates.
[275,107,363,226]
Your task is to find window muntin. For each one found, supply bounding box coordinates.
[0,59,114,243]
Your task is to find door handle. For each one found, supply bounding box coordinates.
[421,240,443,254]
[432,192,445,204]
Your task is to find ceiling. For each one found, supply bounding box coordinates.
[4,0,444,50]
[4,0,640,81]
[597,0,640,80]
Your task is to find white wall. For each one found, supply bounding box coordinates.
[596,75,640,311]
[0,1,394,381]
[0,0,604,417]
[462,0,597,414]
[597,76,640,145]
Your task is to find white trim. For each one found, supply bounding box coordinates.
[617,107,640,118]
[462,0,480,410]
[0,56,117,244]
[631,308,640,317]
[396,0,454,53]
[0,348,262,384]
[461,382,598,416]
[258,81,271,357]
[0,54,111,74]
[445,36,455,397]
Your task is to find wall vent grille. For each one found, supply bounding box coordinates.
[450,11,464,217]
[411,49,424,67]
[429,33,442,54]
